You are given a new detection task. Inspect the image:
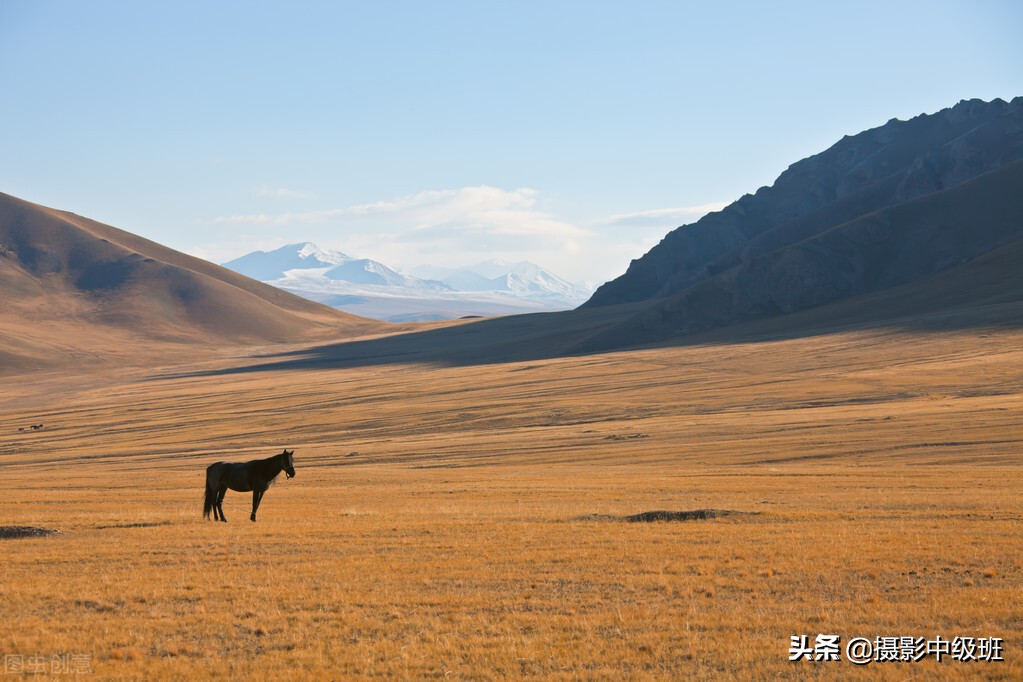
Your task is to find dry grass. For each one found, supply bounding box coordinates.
[1,325,1021,679]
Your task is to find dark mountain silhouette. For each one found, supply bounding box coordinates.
[579,97,1023,350]
[0,193,384,370]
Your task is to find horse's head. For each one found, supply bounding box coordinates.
[282,449,296,478]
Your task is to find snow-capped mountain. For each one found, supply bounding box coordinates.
[221,243,593,322]
[222,243,446,291]
[410,259,591,300]
[222,242,350,281]
[436,269,494,292]
[324,259,450,291]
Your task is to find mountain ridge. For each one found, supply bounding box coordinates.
[579,97,1023,349]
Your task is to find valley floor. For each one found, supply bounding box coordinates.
[0,324,1020,679]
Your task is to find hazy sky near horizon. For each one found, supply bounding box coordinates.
[2,1,1021,284]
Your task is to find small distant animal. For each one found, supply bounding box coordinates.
[203,449,295,523]
[18,424,44,432]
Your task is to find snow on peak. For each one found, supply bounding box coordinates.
[222,242,350,281]
[293,242,350,265]
[224,243,593,319]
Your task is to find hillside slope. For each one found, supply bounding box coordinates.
[576,160,1023,352]
[0,193,385,370]
[579,97,1023,348]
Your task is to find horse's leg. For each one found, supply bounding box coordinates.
[217,485,228,522]
[251,489,265,522]
[209,477,222,521]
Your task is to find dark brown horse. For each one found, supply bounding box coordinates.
[203,449,295,522]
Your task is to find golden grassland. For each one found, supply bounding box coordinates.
[1,325,1021,679]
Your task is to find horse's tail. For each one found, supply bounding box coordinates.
[203,481,214,519]
[203,464,218,519]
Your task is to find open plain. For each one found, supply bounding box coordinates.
[1,319,1020,680]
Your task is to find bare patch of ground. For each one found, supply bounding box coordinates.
[573,509,754,523]
[0,525,61,539]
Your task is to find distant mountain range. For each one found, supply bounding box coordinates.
[410,260,589,299]
[223,244,592,321]
[578,97,1023,350]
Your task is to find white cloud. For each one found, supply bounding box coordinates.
[204,186,594,278]
[599,202,729,229]
[216,186,583,236]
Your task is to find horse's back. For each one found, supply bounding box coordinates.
[206,461,235,486]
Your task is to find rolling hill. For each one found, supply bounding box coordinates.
[0,193,385,371]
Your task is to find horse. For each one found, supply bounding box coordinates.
[203,449,295,522]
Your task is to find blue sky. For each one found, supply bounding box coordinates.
[2,1,1020,283]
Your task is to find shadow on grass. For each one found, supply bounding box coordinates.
[160,305,634,377]
[158,286,1023,379]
